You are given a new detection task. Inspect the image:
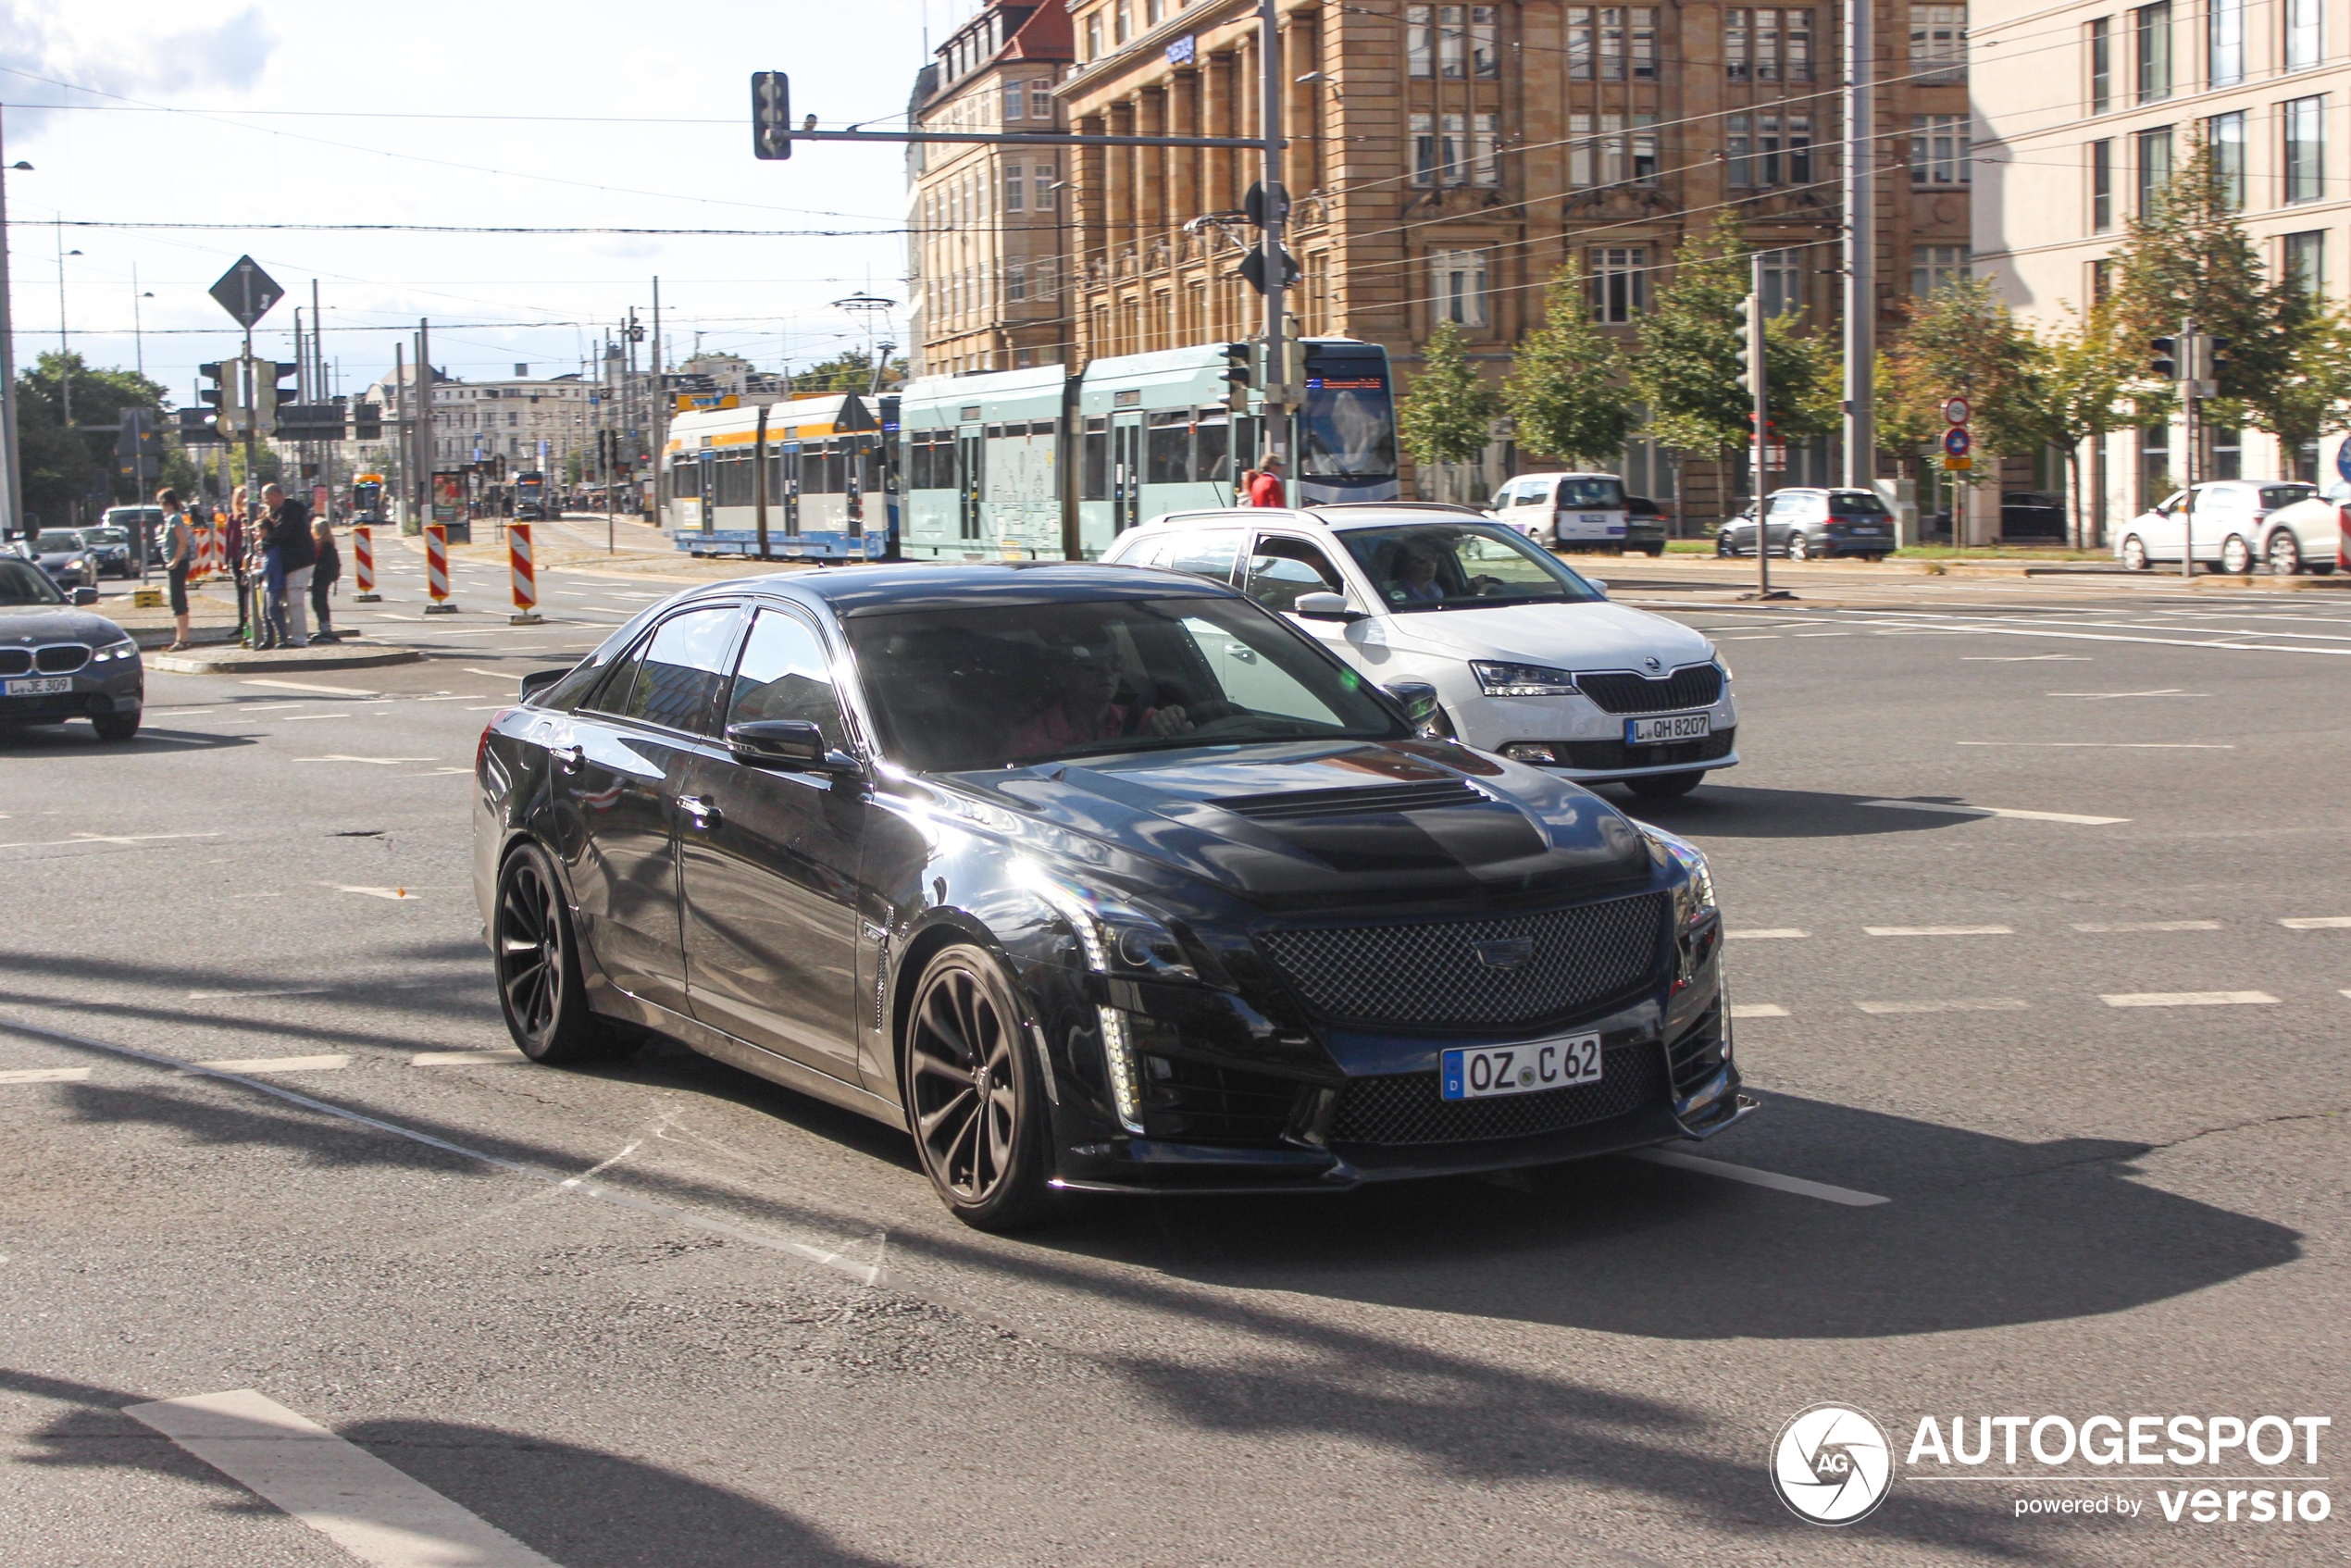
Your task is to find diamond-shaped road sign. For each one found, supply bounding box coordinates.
[208,255,284,330]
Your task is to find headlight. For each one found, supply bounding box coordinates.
[1713,655,1732,681]
[1018,865,1196,982]
[90,637,139,663]
[1471,660,1580,697]
[1638,823,1717,915]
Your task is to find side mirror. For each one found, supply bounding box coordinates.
[727,718,859,772]
[1383,679,1443,736]
[1584,579,1609,597]
[518,666,570,703]
[71,587,98,606]
[1293,591,1362,622]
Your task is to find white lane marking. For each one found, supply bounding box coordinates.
[411,1049,527,1065]
[281,712,379,722]
[2101,990,2279,1008]
[1962,654,2092,661]
[410,693,496,703]
[0,1067,91,1084]
[2072,920,2223,932]
[1726,927,1809,940]
[1625,1148,1890,1206]
[2047,689,2208,699]
[187,988,334,1001]
[463,705,510,712]
[1793,631,1851,638]
[1849,613,2351,657]
[329,885,417,901]
[1856,997,2031,1014]
[124,1389,562,1568]
[2279,916,2351,929]
[1860,800,2130,826]
[462,667,507,678]
[1864,924,2014,937]
[295,756,438,766]
[1729,1003,1789,1018]
[1956,741,2233,749]
[193,1055,351,1074]
[0,832,224,852]
[240,678,380,697]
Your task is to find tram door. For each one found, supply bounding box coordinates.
[956,424,985,541]
[845,435,865,540]
[1111,414,1144,533]
[781,440,801,538]
[695,451,716,534]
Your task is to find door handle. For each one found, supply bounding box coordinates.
[551,744,583,774]
[674,794,722,829]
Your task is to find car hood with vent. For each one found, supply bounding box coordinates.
[1387,599,1716,674]
[0,606,122,646]
[924,738,1654,908]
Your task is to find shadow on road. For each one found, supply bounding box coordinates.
[1615,785,1987,840]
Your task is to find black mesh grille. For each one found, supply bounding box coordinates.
[1330,1045,1666,1145]
[1577,665,1724,715]
[1139,1056,1305,1146]
[1667,1005,1726,1099]
[1255,891,1668,1027]
[0,650,33,677]
[0,691,110,719]
[34,645,90,675]
[1554,728,1735,773]
[1214,779,1483,821]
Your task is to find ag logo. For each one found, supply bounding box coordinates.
[1771,1403,1894,1525]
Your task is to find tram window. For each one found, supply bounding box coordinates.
[1147,411,1190,485]
[715,456,750,507]
[1081,417,1110,501]
[769,454,788,496]
[987,424,1005,440]
[1193,410,1231,482]
[822,443,847,495]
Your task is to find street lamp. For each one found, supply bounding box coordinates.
[133,268,155,379]
[0,131,32,541]
[56,239,81,426]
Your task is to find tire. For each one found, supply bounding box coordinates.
[1715,534,1734,557]
[1625,770,1705,799]
[492,843,641,1065]
[2220,534,2254,576]
[92,711,140,742]
[902,942,1057,1232]
[1645,545,1665,557]
[1786,532,1811,562]
[2121,535,2149,571]
[2269,531,2304,576]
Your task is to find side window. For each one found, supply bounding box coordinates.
[620,605,742,734]
[1488,482,1517,510]
[579,633,652,716]
[728,608,847,752]
[1242,535,1349,612]
[1162,529,1243,583]
[1522,480,1553,508]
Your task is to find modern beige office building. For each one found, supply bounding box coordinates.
[1973,0,2350,534]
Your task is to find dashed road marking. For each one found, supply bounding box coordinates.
[2047,689,2208,699]
[411,1049,527,1065]
[192,1054,351,1074]
[2279,916,2351,929]
[1864,924,2015,937]
[186,987,333,1001]
[0,1068,91,1084]
[1860,800,2130,826]
[295,756,438,766]
[1963,654,2091,661]
[1726,927,1809,940]
[240,678,380,697]
[1856,998,2031,1015]
[1729,1003,1789,1018]
[2100,990,2279,1008]
[2072,920,2223,932]
[329,885,418,901]
[1625,1149,1891,1206]
[1956,741,2233,749]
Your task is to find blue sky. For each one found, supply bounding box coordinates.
[2,0,989,402]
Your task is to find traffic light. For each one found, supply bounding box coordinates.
[351,402,382,441]
[198,361,247,434]
[256,360,299,433]
[1221,342,1254,412]
[1736,294,1762,394]
[177,407,222,446]
[753,72,792,160]
[2149,336,2179,380]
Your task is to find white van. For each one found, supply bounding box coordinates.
[1487,472,1636,552]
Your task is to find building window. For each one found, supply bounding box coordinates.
[2090,257,2113,300]
[2140,423,2172,507]
[2208,110,2245,209]
[1473,113,1503,185]
[2208,0,2244,86]
[1725,9,1813,81]
[2285,96,2326,203]
[1412,114,1496,186]
[1909,114,1970,185]
[2134,2,2172,103]
[2285,230,2327,294]
[1590,247,1648,322]
[1408,5,1494,77]
[1030,83,1052,120]
[1086,12,1101,59]
[2089,18,2112,112]
[1147,0,1163,24]
[1759,248,1804,316]
[1729,114,1813,186]
[1910,243,1970,297]
[2286,0,2322,70]
[1570,7,1658,80]
[2211,426,2243,480]
[1910,5,1967,81]
[1572,112,1659,185]
[1432,248,1489,327]
[1003,81,1024,120]
[1033,163,1058,209]
[2091,139,2114,230]
[1410,4,1436,75]
[1114,0,1132,44]
[1004,163,1025,211]
[2135,125,2172,212]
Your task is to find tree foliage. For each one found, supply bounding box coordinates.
[1878,278,2044,472]
[793,349,908,393]
[1398,319,1500,469]
[13,352,174,528]
[1499,262,1636,467]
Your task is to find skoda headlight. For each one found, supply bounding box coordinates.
[1471,660,1579,697]
[90,636,139,664]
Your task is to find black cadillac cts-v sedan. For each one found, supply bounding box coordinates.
[473,564,1750,1229]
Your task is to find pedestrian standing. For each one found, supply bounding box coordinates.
[261,483,318,645]
[157,488,194,651]
[308,516,340,643]
[1246,454,1286,508]
[227,487,253,642]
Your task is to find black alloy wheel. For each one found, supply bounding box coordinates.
[2269,530,2304,576]
[1626,770,1705,799]
[92,711,140,742]
[494,843,639,1064]
[904,943,1053,1231]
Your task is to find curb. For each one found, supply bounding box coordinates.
[148,647,426,676]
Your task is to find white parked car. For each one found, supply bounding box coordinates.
[1104,504,1737,798]
[2247,479,2345,574]
[2114,479,2324,574]
[1486,471,1666,554]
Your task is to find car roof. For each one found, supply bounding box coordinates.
[693,560,1239,617]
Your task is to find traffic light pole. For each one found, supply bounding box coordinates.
[1259,0,1290,492]
[2180,315,2197,580]
[1748,254,1778,602]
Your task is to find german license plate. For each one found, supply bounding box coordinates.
[5,678,71,696]
[1627,712,1710,745]
[1442,1033,1603,1101]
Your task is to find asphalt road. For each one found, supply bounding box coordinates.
[2,555,2345,1567]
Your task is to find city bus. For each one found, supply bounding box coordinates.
[660,392,896,563]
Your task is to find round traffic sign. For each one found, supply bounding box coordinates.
[1942,396,1972,426]
[1942,426,1972,457]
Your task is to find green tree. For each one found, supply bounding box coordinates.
[1397,319,1499,474]
[1883,277,2044,470]
[2253,298,2351,469]
[2025,302,2147,544]
[793,349,910,393]
[14,352,172,528]
[1499,262,1636,467]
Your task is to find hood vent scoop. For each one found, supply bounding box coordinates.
[1213,779,1485,823]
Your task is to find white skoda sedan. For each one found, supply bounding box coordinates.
[1104,504,1738,797]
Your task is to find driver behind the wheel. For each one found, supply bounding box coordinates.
[1003,628,1194,763]
[1388,544,1447,604]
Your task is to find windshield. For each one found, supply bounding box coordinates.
[844,595,1406,771]
[1337,523,1605,613]
[1298,377,1398,479]
[1557,477,1625,509]
[2262,485,2317,509]
[0,560,65,605]
[34,532,81,552]
[1826,490,1890,515]
[86,529,129,546]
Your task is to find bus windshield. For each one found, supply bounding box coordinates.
[1299,368,1398,480]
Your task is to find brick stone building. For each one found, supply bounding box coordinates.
[1051,0,1973,516]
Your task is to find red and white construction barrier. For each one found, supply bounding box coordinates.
[351,525,379,602]
[508,522,541,625]
[422,523,456,615]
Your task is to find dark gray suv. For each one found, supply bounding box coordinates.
[1716,488,1897,561]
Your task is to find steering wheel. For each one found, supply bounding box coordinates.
[1468,574,1505,595]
